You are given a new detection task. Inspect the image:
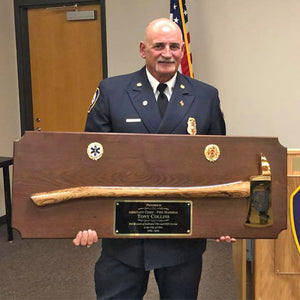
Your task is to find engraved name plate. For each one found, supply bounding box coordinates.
[114,200,192,236]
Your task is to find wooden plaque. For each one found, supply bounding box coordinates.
[12,131,287,238]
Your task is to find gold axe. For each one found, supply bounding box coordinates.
[30,154,271,226]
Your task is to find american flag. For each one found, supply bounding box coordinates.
[170,0,193,78]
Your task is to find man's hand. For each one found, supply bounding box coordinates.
[73,229,98,247]
[216,235,236,243]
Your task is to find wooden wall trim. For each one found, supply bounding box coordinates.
[287,149,300,176]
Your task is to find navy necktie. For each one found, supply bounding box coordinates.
[157,83,168,118]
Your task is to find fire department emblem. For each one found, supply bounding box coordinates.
[290,186,300,254]
[204,144,220,162]
[88,88,100,113]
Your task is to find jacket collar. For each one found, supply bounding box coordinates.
[129,67,195,134]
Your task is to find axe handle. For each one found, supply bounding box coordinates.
[30,181,250,206]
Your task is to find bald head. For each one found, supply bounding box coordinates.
[140,18,184,82]
[143,18,183,44]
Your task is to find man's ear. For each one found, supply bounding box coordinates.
[181,42,185,59]
[139,41,146,59]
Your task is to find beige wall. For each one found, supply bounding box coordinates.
[189,0,300,146]
[106,0,300,148]
[0,1,21,216]
[1,0,299,215]
[105,1,169,75]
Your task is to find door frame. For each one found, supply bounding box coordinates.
[14,0,107,134]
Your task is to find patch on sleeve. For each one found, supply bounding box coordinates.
[88,88,100,113]
[219,102,225,117]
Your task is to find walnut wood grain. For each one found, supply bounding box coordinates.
[12,131,287,238]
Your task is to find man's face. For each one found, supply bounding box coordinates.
[140,22,184,82]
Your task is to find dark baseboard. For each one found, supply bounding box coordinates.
[0,215,7,225]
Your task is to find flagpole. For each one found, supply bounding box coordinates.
[178,0,193,78]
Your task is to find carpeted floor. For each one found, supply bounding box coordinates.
[0,224,237,299]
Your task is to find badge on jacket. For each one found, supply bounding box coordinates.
[88,88,100,113]
[187,117,197,135]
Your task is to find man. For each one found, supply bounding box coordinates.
[73,18,235,299]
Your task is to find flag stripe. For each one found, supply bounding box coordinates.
[178,0,193,78]
[170,0,193,78]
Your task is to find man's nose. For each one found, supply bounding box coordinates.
[162,46,172,57]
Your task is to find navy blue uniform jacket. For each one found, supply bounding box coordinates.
[85,67,226,270]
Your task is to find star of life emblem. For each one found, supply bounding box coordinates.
[87,142,104,160]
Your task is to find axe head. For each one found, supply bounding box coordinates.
[246,154,272,227]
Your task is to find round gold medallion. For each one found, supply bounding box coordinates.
[204,144,220,162]
[87,142,104,160]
